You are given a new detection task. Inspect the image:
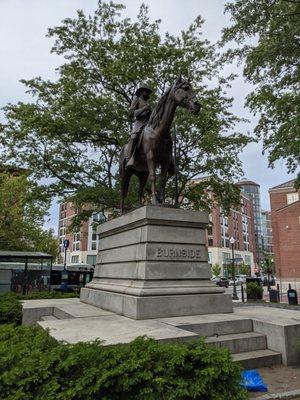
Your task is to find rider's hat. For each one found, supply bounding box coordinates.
[135,82,153,96]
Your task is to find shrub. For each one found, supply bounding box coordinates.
[0,324,247,400]
[246,282,263,300]
[0,292,22,325]
[0,290,79,326]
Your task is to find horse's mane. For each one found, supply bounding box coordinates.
[148,84,173,129]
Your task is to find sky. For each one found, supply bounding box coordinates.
[0,0,293,232]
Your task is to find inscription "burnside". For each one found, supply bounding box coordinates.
[156,248,202,259]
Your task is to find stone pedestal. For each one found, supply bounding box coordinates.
[81,206,232,319]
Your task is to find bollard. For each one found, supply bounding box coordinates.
[241,284,245,303]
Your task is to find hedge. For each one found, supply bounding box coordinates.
[246,282,264,300]
[0,292,22,325]
[0,291,79,326]
[0,324,247,400]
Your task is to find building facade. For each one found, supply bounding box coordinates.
[58,202,105,266]
[207,193,256,276]
[236,180,264,267]
[269,179,300,282]
[261,210,273,256]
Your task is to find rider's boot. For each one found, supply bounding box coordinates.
[125,137,137,171]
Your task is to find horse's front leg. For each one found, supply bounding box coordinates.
[158,163,169,204]
[147,151,159,205]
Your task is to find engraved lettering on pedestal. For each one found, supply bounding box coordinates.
[156,247,202,259]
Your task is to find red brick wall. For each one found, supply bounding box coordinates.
[208,195,255,255]
[270,189,300,279]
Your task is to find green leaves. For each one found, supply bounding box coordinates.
[0,293,22,326]
[0,1,252,219]
[0,325,247,400]
[0,172,58,256]
[223,0,300,187]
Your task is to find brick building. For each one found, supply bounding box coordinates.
[206,193,256,276]
[58,202,106,266]
[269,179,300,282]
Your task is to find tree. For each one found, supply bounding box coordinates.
[0,1,252,226]
[211,263,221,277]
[239,262,250,276]
[0,172,58,257]
[222,0,300,188]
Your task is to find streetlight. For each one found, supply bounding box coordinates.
[230,237,239,300]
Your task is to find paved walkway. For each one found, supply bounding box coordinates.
[249,365,300,399]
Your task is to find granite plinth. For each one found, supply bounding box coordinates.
[81,206,233,319]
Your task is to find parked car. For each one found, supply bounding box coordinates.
[229,277,243,286]
[215,277,229,288]
[236,274,247,283]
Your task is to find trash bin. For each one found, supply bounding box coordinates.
[287,289,298,305]
[269,289,280,303]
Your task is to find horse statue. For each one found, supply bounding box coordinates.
[119,75,200,213]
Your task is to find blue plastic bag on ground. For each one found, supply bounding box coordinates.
[240,370,268,392]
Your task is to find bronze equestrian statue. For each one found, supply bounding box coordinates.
[119,75,200,213]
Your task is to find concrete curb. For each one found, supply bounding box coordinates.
[234,303,300,311]
[254,389,300,399]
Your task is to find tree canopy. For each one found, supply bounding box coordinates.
[222,0,300,187]
[0,1,252,224]
[0,171,58,257]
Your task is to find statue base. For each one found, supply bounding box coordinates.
[81,206,233,319]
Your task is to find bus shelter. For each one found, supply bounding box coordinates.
[0,251,53,295]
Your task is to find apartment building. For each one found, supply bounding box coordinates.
[236,180,264,267]
[207,192,256,276]
[269,179,300,282]
[58,202,106,266]
[261,210,273,256]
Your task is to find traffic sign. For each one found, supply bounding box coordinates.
[63,239,70,249]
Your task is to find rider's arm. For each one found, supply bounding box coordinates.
[134,105,151,119]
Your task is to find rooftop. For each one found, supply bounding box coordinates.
[0,251,53,261]
[269,179,296,191]
[236,179,260,187]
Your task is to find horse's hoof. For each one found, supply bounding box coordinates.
[151,198,159,205]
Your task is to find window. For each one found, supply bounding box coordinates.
[73,232,80,242]
[222,252,230,262]
[208,252,212,264]
[71,255,79,263]
[287,192,299,205]
[92,232,97,241]
[91,242,97,250]
[72,242,80,251]
[87,255,97,266]
[245,255,251,266]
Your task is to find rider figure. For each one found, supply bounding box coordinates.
[126,82,153,170]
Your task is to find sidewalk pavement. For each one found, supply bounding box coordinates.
[249,365,300,399]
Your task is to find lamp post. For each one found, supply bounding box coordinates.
[230,237,239,300]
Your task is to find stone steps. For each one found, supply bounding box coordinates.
[205,331,266,354]
[23,299,284,369]
[40,315,58,321]
[232,349,282,369]
[179,318,253,337]
[177,317,281,368]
